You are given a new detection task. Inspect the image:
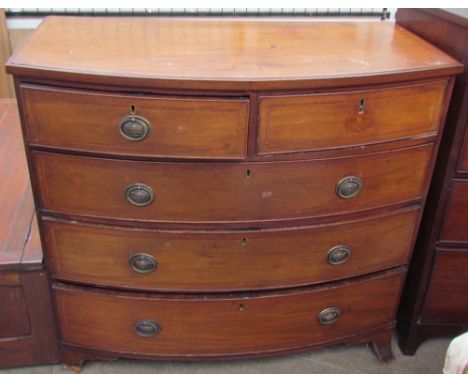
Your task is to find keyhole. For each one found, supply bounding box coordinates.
[358,99,365,114]
[239,304,245,311]
[130,104,136,115]
[241,238,247,246]
[245,169,252,178]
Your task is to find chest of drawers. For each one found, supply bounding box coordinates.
[396,8,468,354]
[6,17,462,370]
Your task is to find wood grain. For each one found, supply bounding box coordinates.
[33,144,433,224]
[0,269,60,368]
[0,99,59,368]
[439,179,468,243]
[0,99,37,268]
[0,285,30,338]
[258,81,446,154]
[54,267,404,357]
[20,84,249,159]
[421,248,468,322]
[6,17,462,90]
[44,208,418,292]
[7,15,461,364]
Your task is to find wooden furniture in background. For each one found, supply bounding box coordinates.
[6,17,462,370]
[0,10,13,97]
[0,99,59,368]
[396,8,468,355]
[0,8,36,98]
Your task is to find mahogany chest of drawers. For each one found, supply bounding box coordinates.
[6,17,462,369]
[396,8,468,354]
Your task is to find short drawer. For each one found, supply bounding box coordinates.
[44,208,418,292]
[258,81,446,154]
[20,85,249,159]
[439,180,468,243]
[54,268,404,357]
[33,144,432,223]
[422,248,468,323]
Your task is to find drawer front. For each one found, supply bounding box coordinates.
[457,122,468,173]
[33,145,432,223]
[44,208,418,292]
[439,180,468,243]
[54,268,404,357]
[258,81,446,154]
[422,249,468,323]
[20,85,249,159]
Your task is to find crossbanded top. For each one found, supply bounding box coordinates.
[7,16,463,90]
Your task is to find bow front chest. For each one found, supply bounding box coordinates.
[6,16,462,369]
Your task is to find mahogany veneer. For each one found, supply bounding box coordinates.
[44,208,418,292]
[6,16,462,370]
[20,84,249,159]
[54,268,405,358]
[33,145,432,224]
[257,81,446,155]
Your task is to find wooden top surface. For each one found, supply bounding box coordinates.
[0,99,41,270]
[6,17,463,90]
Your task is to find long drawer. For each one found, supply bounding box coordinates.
[33,144,433,223]
[257,81,446,154]
[20,84,249,159]
[54,268,405,357]
[44,208,418,292]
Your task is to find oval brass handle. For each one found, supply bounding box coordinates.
[327,245,351,266]
[318,307,341,325]
[119,115,151,141]
[125,183,154,207]
[336,176,362,199]
[134,319,161,337]
[129,253,158,274]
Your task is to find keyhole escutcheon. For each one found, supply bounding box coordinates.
[358,98,366,114]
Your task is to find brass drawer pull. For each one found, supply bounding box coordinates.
[134,319,161,337]
[125,183,154,206]
[336,176,362,199]
[327,245,351,265]
[129,253,158,274]
[119,114,151,141]
[318,307,341,325]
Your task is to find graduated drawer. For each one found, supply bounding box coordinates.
[20,84,249,159]
[43,208,418,292]
[422,248,468,323]
[54,268,404,357]
[258,81,446,154]
[439,179,468,243]
[33,144,432,223]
